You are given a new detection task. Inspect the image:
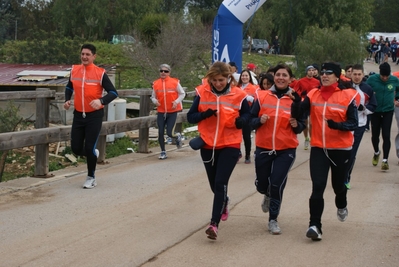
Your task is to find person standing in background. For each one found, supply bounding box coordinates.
[151,64,186,160]
[64,43,119,189]
[187,62,250,240]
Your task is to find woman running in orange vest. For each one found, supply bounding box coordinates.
[291,62,359,241]
[187,62,251,240]
[250,64,305,235]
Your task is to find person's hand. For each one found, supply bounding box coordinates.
[235,117,244,129]
[201,108,217,119]
[326,119,340,129]
[172,101,177,109]
[286,91,301,102]
[289,117,298,127]
[246,95,255,103]
[89,99,103,110]
[260,114,269,124]
[395,100,399,107]
[63,100,71,110]
[155,100,161,107]
[358,104,365,111]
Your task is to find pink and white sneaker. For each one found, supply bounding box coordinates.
[205,223,218,240]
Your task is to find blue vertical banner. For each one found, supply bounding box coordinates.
[212,0,267,72]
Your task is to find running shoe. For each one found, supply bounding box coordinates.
[304,137,310,150]
[268,220,281,235]
[306,225,322,241]
[221,197,230,221]
[205,223,218,240]
[158,151,167,160]
[337,207,348,222]
[381,161,389,171]
[83,176,97,189]
[372,152,380,166]
[244,155,251,164]
[261,194,270,213]
[95,149,99,158]
[175,133,182,149]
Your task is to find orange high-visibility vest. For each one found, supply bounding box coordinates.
[255,90,299,150]
[196,84,247,147]
[70,64,105,113]
[308,87,358,149]
[152,76,182,113]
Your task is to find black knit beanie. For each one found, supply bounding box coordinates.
[379,62,391,76]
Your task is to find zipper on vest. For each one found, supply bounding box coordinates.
[82,67,86,118]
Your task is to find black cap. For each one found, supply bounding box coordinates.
[321,62,341,78]
[379,62,391,76]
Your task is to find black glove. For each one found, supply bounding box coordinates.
[292,91,302,102]
[201,108,217,119]
[235,117,244,129]
[357,104,364,111]
[300,91,307,97]
[326,119,341,130]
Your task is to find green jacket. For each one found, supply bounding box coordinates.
[366,74,399,112]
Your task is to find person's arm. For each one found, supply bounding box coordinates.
[249,100,263,130]
[174,82,186,104]
[291,95,310,119]
[291,115,306,134]
[65,79,73,102]
[100,73,118,105]
[326,100,358,131]
[363,84,377,114]
[187,95,217,124]
[63,78,74,110]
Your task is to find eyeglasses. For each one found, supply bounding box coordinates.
[320,70,334,76]
[160,70,170,73]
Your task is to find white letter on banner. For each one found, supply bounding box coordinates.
[213,29,219,62]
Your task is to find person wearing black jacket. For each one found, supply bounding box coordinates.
[291,62,358,241]
[345,64,377,189]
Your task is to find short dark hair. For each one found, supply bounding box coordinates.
[81,44,96,55]
[273,63,293,78]
[352,64,364,72]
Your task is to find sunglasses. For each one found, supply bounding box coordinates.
[320,70,334,76]
[160,69,170,73]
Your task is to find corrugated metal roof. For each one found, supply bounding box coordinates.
[0,63,115,87]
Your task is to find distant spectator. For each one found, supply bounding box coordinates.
[391,37,397,63]
[228,61,241,82]
[272,35,280,55]
[344,65,353,80]
[246,63,259,85]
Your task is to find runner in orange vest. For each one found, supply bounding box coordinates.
[64,44,119,189]
[151,64,186,160]
[291,62,359,241]
[237,69,259,163]
[187,62,251,240]
[250,64,305,235]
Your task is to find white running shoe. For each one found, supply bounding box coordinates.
[261,195,270,213]
[95,149,99,158]
[83,176,97,189]
[268,220,281,235]
[337,207,348,222]
[159,151,167,160]
[306,225,322,241]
